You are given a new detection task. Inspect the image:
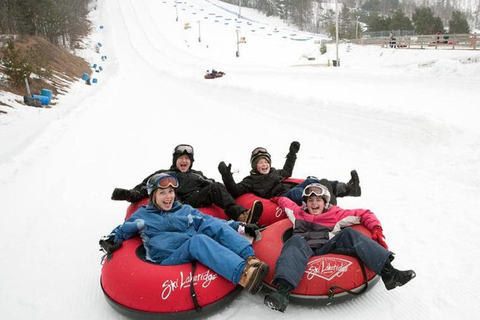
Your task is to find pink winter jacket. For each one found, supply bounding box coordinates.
[276,197,382,249]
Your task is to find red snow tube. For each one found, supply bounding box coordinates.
[204,71,225,79]
[235,178,304,226]
[100,200,241,318]
[252,219,380,305]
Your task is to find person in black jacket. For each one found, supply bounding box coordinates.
[111,144,262,223]
[218,141,361,206]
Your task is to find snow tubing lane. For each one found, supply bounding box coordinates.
[100,237,242,319]
[253,219,380,305]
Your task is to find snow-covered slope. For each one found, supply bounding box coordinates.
[1,0,480,319]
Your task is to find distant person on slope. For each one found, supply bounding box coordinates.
[101,173,269,294]
[111,144,262,224]
[263,183,416,312]
[218,141,361,206]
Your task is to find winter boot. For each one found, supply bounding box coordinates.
[264,281,293,313]
[246,256,261,265]
[111,188,131,201]
[238,200,263,224]
[238,261,269,294]
[348,170,361,197]
[381,261,416,290]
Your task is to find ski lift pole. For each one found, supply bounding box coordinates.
[236,29,240,57]
[198,20,201,42]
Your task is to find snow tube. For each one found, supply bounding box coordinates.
[235,178,304,226]
[253,219,380,305]
[100,200,242,319]
[204,71,225,79]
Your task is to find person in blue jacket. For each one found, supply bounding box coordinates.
[100,173,269,294]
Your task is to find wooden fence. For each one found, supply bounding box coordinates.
[352,33,479,50]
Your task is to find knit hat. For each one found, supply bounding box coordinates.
[250,147,271,170]
[172,144,194,167]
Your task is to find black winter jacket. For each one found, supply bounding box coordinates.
[221,151,297,199]
[131,166,214,202]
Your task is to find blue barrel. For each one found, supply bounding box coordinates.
[93,63,97,68]
[92,78,98,84]
[82,73,89,80]
[41,89,52,104]
[99,66,103,71]
[32,94,50,105]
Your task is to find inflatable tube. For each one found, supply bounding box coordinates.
[235,178,304,226]
[100,237,242,319]
[253,219,380,305]
[102,200,242,318]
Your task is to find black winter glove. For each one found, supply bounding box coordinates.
[111,188,131,201]
[289,141,300,154]
[244,223,260,237]
[218,161,232,176]
[99,236,123,254]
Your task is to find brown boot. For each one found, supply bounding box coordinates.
[246,256,261,265]
[238,261,269,294]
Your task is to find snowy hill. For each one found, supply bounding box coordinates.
[1,0,480,319]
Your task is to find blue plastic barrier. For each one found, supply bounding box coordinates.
[32,94,50,105]
[82,73,89,80]
[41,89,52,104]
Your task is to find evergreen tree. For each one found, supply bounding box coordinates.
[412,7,443,34]
[448,10,469,34]
[390,9,413,31]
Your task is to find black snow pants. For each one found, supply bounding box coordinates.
[182,182,247,220]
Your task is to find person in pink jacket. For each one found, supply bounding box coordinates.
[264,183,416,313]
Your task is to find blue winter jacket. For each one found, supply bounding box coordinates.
[110,201,241,262]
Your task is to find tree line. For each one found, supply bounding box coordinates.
[222,0,474,39]
[0,0,91,47]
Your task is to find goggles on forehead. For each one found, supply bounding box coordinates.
[174,144,194,155]
[302,185,328,198]
[251,147,268,157]
[150,174,179,190]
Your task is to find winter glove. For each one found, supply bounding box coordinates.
[218,161,232,176]
[238,223,262,241]
[371,226,388,250]
[289,141,300,154]
[270,197,281,204]
[99,236,123,254]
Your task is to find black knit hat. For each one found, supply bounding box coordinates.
[250,147,271,170]
[172,144,194,167]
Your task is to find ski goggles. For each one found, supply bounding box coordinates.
[149,174,179,190]
[174,144,194,155]
[302,184,329,198]
[251,147,268,157]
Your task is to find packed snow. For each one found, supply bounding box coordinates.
[1,0,480,319]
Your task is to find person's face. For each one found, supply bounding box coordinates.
[256,158,270,175]
[153,186,176,211]
[176,154,191,172]
[306,196,325,215]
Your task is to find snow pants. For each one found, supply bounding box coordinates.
[160,218,254,284]
[273,228,392,288]
[184,182,247,220]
